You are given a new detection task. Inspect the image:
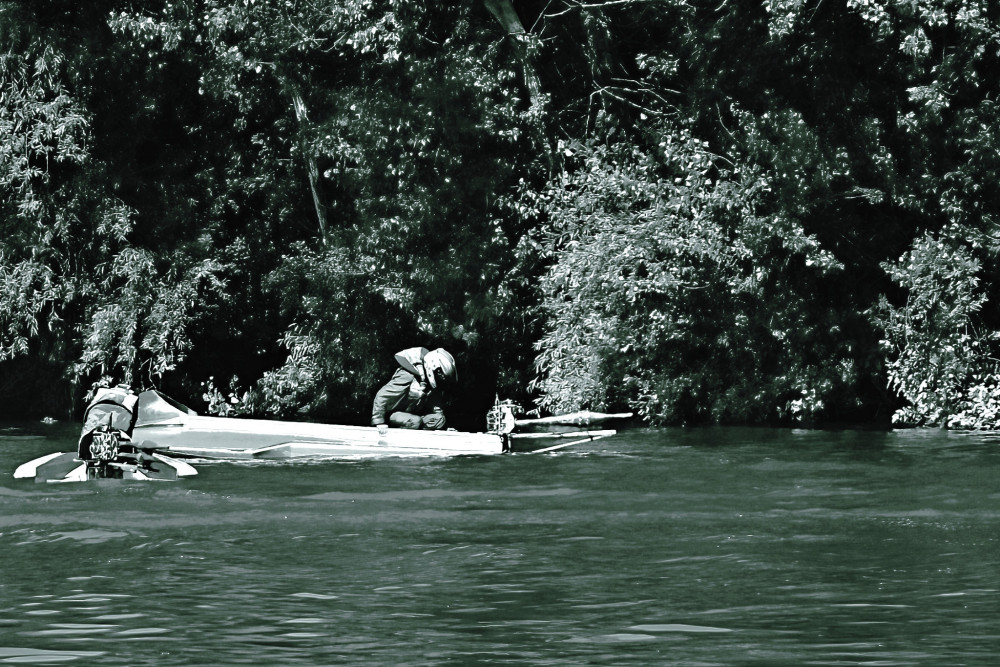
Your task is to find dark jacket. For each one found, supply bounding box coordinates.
[371,348,445,426]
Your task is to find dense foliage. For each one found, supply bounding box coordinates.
[2,0,999,429]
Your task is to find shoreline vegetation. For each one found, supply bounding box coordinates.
[3,1,1000,430]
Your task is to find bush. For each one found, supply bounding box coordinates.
[526,124,857,424]
[875,228,1000,428]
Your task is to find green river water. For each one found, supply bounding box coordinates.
[1,423,998,665]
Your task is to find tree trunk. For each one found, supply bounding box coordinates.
[483,0,553,173]
[483,0,544,113]
[289,84,329,246]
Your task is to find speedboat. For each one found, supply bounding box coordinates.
[14,387,627,482]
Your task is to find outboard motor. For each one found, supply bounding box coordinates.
[78,386,139,463]
[70,385,191,480]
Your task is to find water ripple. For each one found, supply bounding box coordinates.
[565,633,659,644]
[628,623,735,633]
[0,647,106,663]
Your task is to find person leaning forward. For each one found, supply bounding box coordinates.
[372,347,457,436]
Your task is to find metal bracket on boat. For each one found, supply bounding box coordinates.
[486,397,520,452]
[486,398,519,435]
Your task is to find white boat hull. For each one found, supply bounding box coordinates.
[132,414,505,459]
[12,389,620,482]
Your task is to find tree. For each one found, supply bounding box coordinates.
[0,3,131,413]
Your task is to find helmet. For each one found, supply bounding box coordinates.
[424,348,456,388]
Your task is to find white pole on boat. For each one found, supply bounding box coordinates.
[530,432,614,454]
[509,430,617,440]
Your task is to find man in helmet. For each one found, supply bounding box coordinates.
[372,347,457,435]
